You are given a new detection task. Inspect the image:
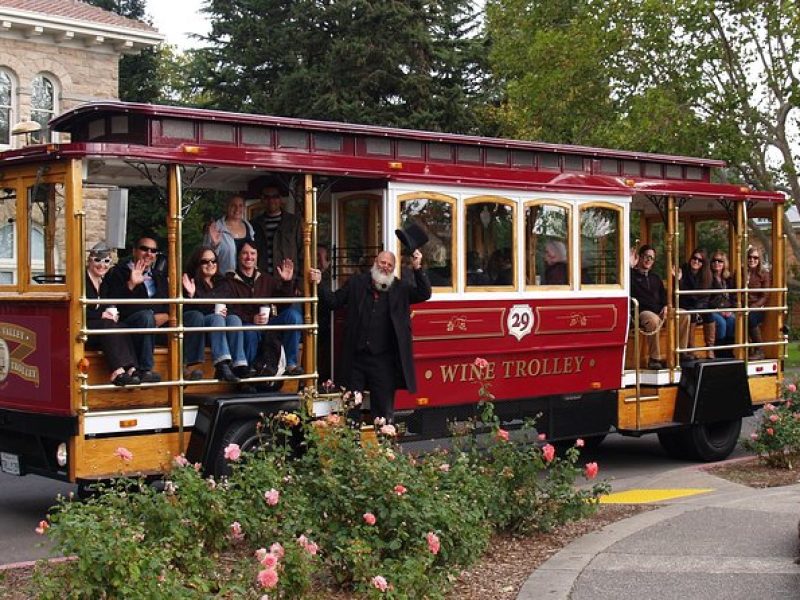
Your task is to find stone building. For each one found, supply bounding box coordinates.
[0,0,162,146]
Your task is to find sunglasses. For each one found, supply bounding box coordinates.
[690,255,704,263]
[641,254,655,261]
[138,245,158,254]
[200,258,217,265]
[91,257,112,264]
[711,258,724,263]
[748,255,760,261]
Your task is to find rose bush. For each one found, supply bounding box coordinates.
[744,382,800,469]
[33,381,608,599]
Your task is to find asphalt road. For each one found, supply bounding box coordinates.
[0,415,758,566]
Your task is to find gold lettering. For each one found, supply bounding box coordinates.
[440,364,459,383]
[485,361,496,380]
[515,360,526,377]
[563,356,574,373]
[541,358,552,375]
[502,360,514,378]
[469,363,483,382]
[527,359,540,376]
[574,356,584,372]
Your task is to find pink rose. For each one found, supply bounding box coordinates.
[297,534,318,555]
[765,403,776,412]
[255,548,268,562]
[542,443,556,463]
[371,575,389,592]
[363,512,377,526]
[114,447,133,462]
[474,357,489,369]
[439,463,450,472]
[575,438,585,448]
[788,383,797,393]
[380,424,397,437]
[269,542,285,558]
[426,531,440,555]
[264,488,280,506]
[584,462,599,480]
[173,454,190,467]
[766,427,775,436]
[223,443,241,461]
[750,432,758,440]
[496,428,509,442]
[256,567,279,589]
[769,414,779,422]
[393,484,407,496]
[35,520,49,535]
[230,521,244,540]
[261,553,279,569]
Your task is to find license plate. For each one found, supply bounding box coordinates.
[0,452,20,476]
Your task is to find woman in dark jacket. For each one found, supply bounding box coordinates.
[85,242,140,386]
[709,251,735,356]
[746,248,771,359]
[181,247,244,382]
[677,248,711,361]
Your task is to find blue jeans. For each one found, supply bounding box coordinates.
[270,306,302,366]
[123,309,156,371]
[748,310,765,328]
[711,312,736,343]
[184,311,248,367]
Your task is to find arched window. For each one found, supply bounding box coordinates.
[0,70,13,147]
[525,201,571,288]
[398,192,455,291]
[31,75,56,143]
[464,196,516,289]
[580,204,622,287]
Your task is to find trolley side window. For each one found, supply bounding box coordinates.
[28,182,66,285]
[580,204,622,287]
[525,201,571,288]
[0,187,17,285]
[464,197,516,289]
[398,193,454,290]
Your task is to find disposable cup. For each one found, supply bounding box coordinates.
[214,303,226,315]
[107,306,119,319]
[259,305,271,319]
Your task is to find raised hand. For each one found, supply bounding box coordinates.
[276,258,294,281]
[129,259,147,289]
[309,268,321,285]
[411,249,423,270]
[208,221,222,247]
[182,273,196,298]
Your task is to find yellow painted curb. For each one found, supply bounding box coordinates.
[599,488,714,504]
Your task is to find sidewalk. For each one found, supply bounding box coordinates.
[518,462,800,600]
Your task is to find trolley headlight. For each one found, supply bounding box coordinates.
[56,443,68,467]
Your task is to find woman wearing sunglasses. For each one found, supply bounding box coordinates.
[181,247,247,382]
[746,248,770,359]
[708,251,735,357]
[84,241,141,386]
[677,248,711,362]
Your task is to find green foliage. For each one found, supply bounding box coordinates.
[744,384,800,469]
[34,402,608,598]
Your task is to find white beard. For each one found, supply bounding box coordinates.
[371,265,395,292]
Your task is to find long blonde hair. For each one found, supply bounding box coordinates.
[710,250,730,280]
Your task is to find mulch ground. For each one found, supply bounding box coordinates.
[704,456,800,488]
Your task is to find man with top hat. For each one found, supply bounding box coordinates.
[309,232,432,422]
[103,236,168,382]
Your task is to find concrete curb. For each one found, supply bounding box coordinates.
[0,556,74,571]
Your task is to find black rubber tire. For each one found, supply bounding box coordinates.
[658,419,741,462]
[210,419,265,477]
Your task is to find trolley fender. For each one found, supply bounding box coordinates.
[674,359,753,424]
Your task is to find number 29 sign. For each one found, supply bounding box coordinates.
[507,304,534,341]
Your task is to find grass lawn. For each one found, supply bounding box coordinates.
[786,341,800,369]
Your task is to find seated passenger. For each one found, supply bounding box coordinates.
[746,248,770,359]
[630,245,666,369]
[227,239,298,376]
[204,194,255,275]
[181,247,246,382]
[490,248,513,285]
[709,251,735,356]
[466,250,490,286]
[103,236,167,383]
[542,240,568,285]
[85,241,141,386]
[677,248,710,362]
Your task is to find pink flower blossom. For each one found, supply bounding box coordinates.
[474,357,489,369]
[35,520,49,535]
[750,432,758,440]
[537,433,547,441]
[173,454,189,467]
[439,463,450,472]
[224,443,241,461]
[371,575,389,592]
[765,403,776,412]
[496,428,509,442]
[353,391,363,406]
[256,567,279,589]
[584,462,599,480]
[269,542,285,558]
[788,383,797,393]
[363,512,377,526]
[255,548,268,562]
[380,424,397,437]
[542,443,556,463]
[575,438,585,448]
[766,427,775,436]
[393,484,407,496]
[230,521,244,541]
[261,553,279,569]
[426,531,440,555]
[769,414,779,422]
[297,534,318,556]
[264,488,280,506]
[114,447,133,462]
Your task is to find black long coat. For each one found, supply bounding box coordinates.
[319,268,431,393]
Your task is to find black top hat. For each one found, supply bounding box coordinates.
[395,222,429,252]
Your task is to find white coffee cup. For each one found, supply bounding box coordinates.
[214,303,226,315]
[107,306,119,320]
[259,305,270,319]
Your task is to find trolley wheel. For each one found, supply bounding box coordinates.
[658,419,742,462]
[210,419,267,478]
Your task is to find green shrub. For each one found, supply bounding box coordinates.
[744,382,800,469]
